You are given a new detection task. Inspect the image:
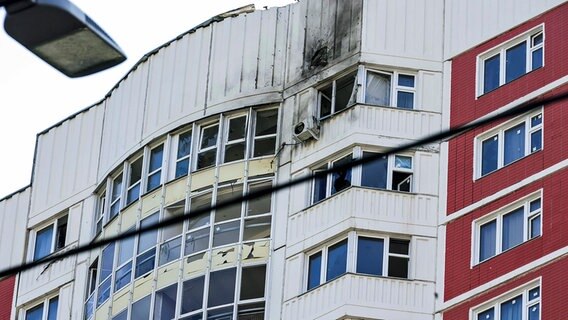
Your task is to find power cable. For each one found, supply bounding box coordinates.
[0,89,567,279]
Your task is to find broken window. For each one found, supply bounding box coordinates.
[197,123,219,170]
[126,156,143,205]
[186,191,212,256]
[224,116,247,163]
[147,144,164,191]
[311,154,353,204]
[361,152,413,193]
[253,109,278,157]
[175,130,192,178]
[318,71,357,119]
[243,216,271,241]
[215,183,244,222]
[240,265,266,300]
[213,220,240,247]
[246,180,272,216]
[154,284,177,320]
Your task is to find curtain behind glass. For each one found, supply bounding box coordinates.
[501,296,522,320]
[502,208,524,251]
[366,72,390,106]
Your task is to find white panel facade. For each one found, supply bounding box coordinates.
[0,188,30,270]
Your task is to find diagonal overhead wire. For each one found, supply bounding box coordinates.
[0,89,567,280]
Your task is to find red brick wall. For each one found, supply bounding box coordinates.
[444,172,568,300]
[443,256,568,320]
[0,276,15,320]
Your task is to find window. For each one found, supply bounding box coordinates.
[147,144,164,191]
[109,173,123,219]
[318,71,357,118]
[159,202,184,266]
[85,259,98,320]
[197,123,219,170]
[95,193,105,236]
[224,115,247,163]
[307,233,411,291]
[114,232,134,291]
[252,109,278,157]
[97,243,115,306]
[311,150,414,205]
[477,111,542,177]
[33,215,68,261]
[473,283,540,320]
[174,130,192,178]
[475,194,542,264]
[25,296,58,320]
[365,70,416,109]
[126,157,143,205]
[154,284,177,320]
[479,27,544,95]
[132,295,151,320]
[135,213,158,278]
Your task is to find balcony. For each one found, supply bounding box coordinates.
[282,273,434,320]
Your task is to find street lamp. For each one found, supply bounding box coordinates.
[2,0,126,77]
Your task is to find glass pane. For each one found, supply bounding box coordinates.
[530,215,541,239]
[178,131,192,159]
[387,256,409,278]
[530,130,542,153]
[361,152,387,189]
[154,284,177,320]
[110,201,120,220]
[132,295,151,320]
[138,213,159,253]
[307,252,322,290]
[159,236,182,266]
[529,304,540,320]
[504,123,526,165]
[530,199,541,212]
[112,310,127,320]
[208,268,236,307]
[135,248,156,278]
[100,243,115,282]
[97,277,111,306]
[331,156,352,195]
[481,135,499,175]
[505,42,527,83]
[114,262,132,291]
[532,48,543,70]
[243,216,271,241]
[366,71,391,106]
[224,142,246,162]
[479,220,496,261]
[240,265,266,300]
[532,33,543,45]
[253,137,276,157]
[484,54,500,93]
[529,286,540,300]
[189,192,212,229]
[335,73,356,112]
[531,114,542,127]
[247,181,272,216]
[392,171,412,192]
[395,155,412,169]
[389,239,410,255]
[228,116,247,141]
[127,183,141,204]
[215,184,243,222]
[501,295,522,319]
[312,171,328,203]
[129,158,143,186]
[208,307,233,320]
[255,109,278,136]
[47,297,58,320]
[175,158,190,178]
[213,220,240,247]
[181,276,205,314]
[200,125,219,149]
[396,91,414,109]
[185,227,210,256]
[502,207,524,251]
[25,303,43,320]
[117,235,135,265]
[197,149,216,169]
[398,74,415,87]
[477,308,494,320]
[238,302,265,320]
[112,174,123,202]
[326,239,347,281]
[357,237,384,275]
[147,171,162,191]
[34,225,53,261]
[85,294,95,320]
[319,89,332,118]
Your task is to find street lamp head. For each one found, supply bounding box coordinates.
[3,0,126,77]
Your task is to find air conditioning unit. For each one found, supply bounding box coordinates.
[293,116,320,143]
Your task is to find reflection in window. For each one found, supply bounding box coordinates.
[326,239,348,281]
[131,295,151,320]
[175,130,192,178]
[147,145,164,191]
[356,237,384,275]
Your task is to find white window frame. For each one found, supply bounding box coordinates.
[94,192,106,237]
[125,155,143,206]
[222,113,249,164]
[145,143,165,192]
[310,152,354,204]
[472,190,543,266]
[471,279,541,320]
[363,69,417,109]
[477,24,544,96]
[251,107,279,159]
[305,236,349,290]
[475,109,543,178]
[30,214,68,262]
[23,295,59,320]
[317,70,358,119]
[195,121,221,170]
[109,170,124,220]
[169,127,194,180]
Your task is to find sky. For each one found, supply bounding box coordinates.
[0,0,294,198]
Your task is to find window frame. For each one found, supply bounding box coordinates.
[477,25,544,96]
[363,69,417,109]
[24,295,59,320]
[145,143,165,192]
[195,121,221,170]
[472,191,543,265]
[471,279,541,320]
[475,109,543,178]
[109,171,124,221]
[31,214,68,262]
[317,70,358,120]
[125,155,143,206]
[251,107,279,159]
[305,237,349,291]
[170,128,194,180]
[222,113,249,164]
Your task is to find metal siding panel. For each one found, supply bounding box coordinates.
[273,6,289,87]
[208,22,231,104]
[285,1,307,84]
[0,188,30,269]
[226,15,246,97]
[257,9,278,89]
[241,12,262,93]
